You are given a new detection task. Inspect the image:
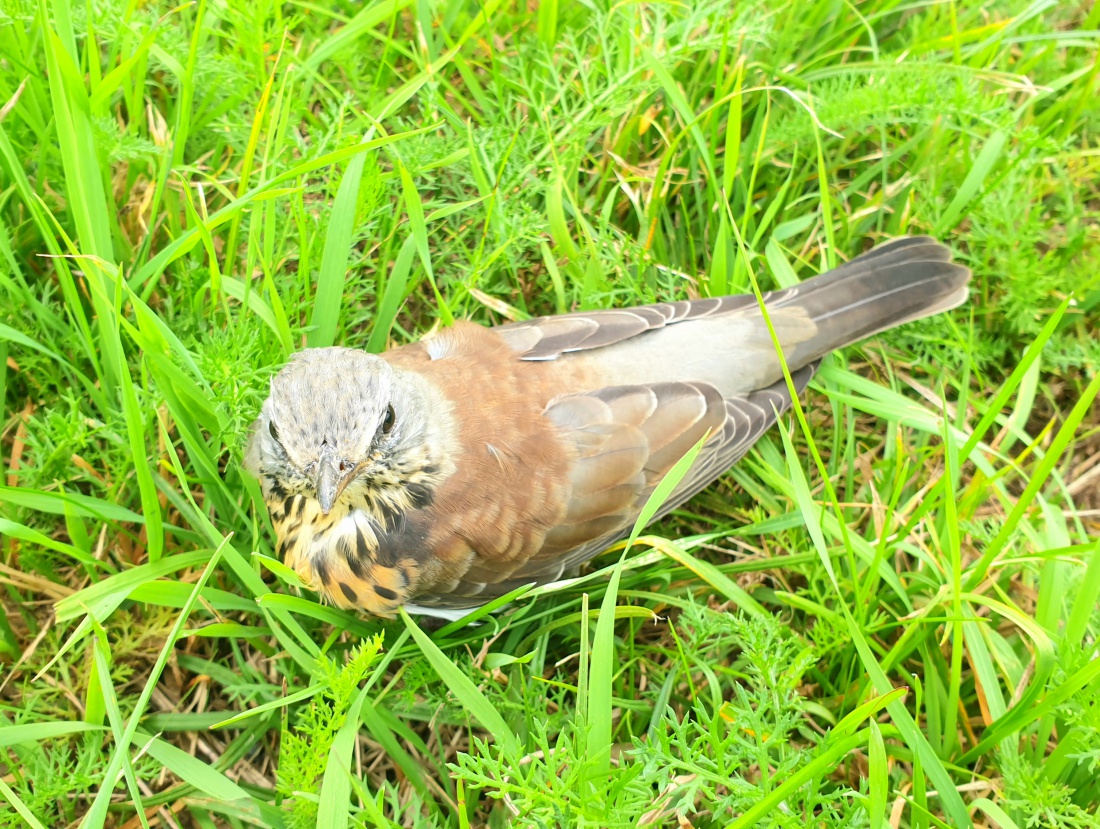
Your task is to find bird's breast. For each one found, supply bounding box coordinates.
[267,489,430,616]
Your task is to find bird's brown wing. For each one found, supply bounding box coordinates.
[494,237,950,361]
[411,363,816,607]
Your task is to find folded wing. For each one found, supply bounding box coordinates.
[413,364,816,607]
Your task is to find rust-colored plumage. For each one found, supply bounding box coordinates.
[244,236,971,616]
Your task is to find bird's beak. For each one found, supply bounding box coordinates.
[315,451,344,515]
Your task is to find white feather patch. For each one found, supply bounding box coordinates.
[424,334,457,361]
[403,603,486,622]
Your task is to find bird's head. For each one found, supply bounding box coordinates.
[244,348,432,514]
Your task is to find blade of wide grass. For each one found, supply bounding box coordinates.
[748,443,911,606]
[962,617,1011,754]
[0,323,75,370]
[970,799,1022,829]
[536,0,557,46]
[213,684,325,730]
[396,155,452,323]
[168,0,205,168]
[399,608,518,754]
[934,130,1008,235]
[87,22,159,113]
[587,428,717,774]
[725,727,883,829]
[655,539,767,620]
[223,33,282,281]
[960,298,1069,460]
[302,0,413,72]
[941,406,964,758]
[80,539,228,828]
[89,621,149,826]
[359,701,434,804]
[832,688,908,738]
[1063,535,1100,660]
[963,591,1055,721]
[516,606,657,652]
[0,722,105,747]
[140,735,252,803]
[0,485,142,524]
[39,1,119,394]
[367,234,417,353]
[256,594,379,639]
[627,431,709,551]
[810,115,839,268]
[0,124,104,388]
[868,719,888,829]
[0,516,96,566]
[431,581,538,638]
[585,555,623,777]
[959,649,1100,765]
[316,636,388,828]
[77,259,164,560]
[55,549,211,623]
[39,2,112,259]
[308,148,370,347]
[222,275,289,347]
[178,179,224,306]
[722,58,744,197]
[317,685,381,828]
[546,172,578,261]
[640,44,720,204]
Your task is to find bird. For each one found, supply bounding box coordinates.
[243,236,970,617]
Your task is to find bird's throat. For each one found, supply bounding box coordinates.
[262,473,440,616]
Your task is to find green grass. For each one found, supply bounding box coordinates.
[1,0,1099,826]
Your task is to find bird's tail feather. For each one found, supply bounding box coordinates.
[778,236,971,367]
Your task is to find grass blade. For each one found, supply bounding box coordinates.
[396,156,452,324]
[586,556,623,776]
[965,370,1100,590]
[80,539,228,827]
[0,776,49,829]
[316,684,372,829]
[308,149,369,348]
[399,608,518,755]
[934,130,1007,234]
[367,234,417,353]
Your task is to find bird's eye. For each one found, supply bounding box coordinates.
[381,405,396,435]
[338,461,347,472]
[268,420,280,441]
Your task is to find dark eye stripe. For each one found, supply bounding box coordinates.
[269,420,280,441]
